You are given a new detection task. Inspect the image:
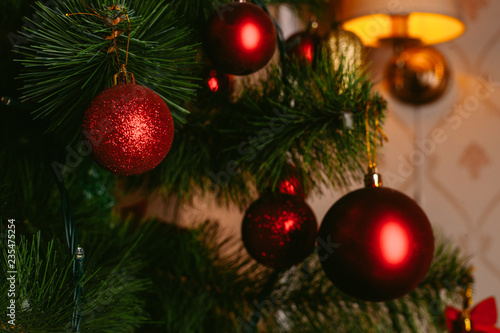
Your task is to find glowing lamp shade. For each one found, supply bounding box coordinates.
[340,0,465,47]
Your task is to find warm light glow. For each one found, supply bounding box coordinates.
[208,77,219,92]
[280,180,296,195]
[380,222,409,265]
[241,23,260,50]
[303,45,313,63]
[283,218,295,232]
[342,12,465,47]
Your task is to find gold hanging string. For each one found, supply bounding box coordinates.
[365,105,373,169]
[365,104,388,170]
[66,1,131,69]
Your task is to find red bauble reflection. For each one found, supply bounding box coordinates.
[277,165,305,198]
[204,2,277,75]
[205,69,233,94]
[285,30,319,64]
[208,77,219,92]
[82,83,174,175]
[379,222,409,265]
[279,178,303,197]
[317,187,434,301]
[242,193,317,270]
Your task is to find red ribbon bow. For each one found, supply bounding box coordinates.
[446,297,500,332]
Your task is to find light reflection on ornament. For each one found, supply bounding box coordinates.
[280,180,297,196]
[284,218,296,232]
[380,221,409,265]
[208,77,219,92]
[303,45,313,62]
[126,112,150,145]
[241,23,260,50]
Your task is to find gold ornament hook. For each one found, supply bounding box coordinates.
[114,64,135,85]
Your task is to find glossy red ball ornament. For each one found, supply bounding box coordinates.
[242,193,317,270]
[317,186,434,302]
[285,30,319,64]
[82,83,174,175]
[204,2,277,75]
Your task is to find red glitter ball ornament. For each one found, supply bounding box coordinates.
[82,83,174,175]
[204,2,277,75]
[242,193,317,270]
[317,186,434,302]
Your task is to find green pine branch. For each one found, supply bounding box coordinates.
[126,49,385,207]
[16,0,199,142]
[0,230,150,332]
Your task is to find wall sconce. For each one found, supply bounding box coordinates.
[338,0,466,104]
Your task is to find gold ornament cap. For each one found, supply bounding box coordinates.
[114,64,135,85]
[365,167,382,188]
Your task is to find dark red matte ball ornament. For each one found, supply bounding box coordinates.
[242,193,317,270]
[285,29,319,64]
[204,2,277,75]
[82,68,174,175]
[317,170,434,301]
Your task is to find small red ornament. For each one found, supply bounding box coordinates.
[278,176,304,198]
[204,2,277,75]
[285,29,319,64]
[446,297,500,333]
[205,69,233,94]
[82,82,174,175]
[242,193,317,270]
[277,164,305,198]
[317,173,434,301]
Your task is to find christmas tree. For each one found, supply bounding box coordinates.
[0,0,474,332]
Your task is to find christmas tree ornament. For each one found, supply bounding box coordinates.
[75,7,174,176]
[260,163,306,198]
[82,67,174,175]
[278,174,305,198]
[277,164,306,198]
[446,286,500,333]
[317,109,434,302]
[386,45,450,104]
[242,193,317,270]
[285,21,320,64]
[205,68,233,95]
[204,1,277,75]
[324,26,364,74]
